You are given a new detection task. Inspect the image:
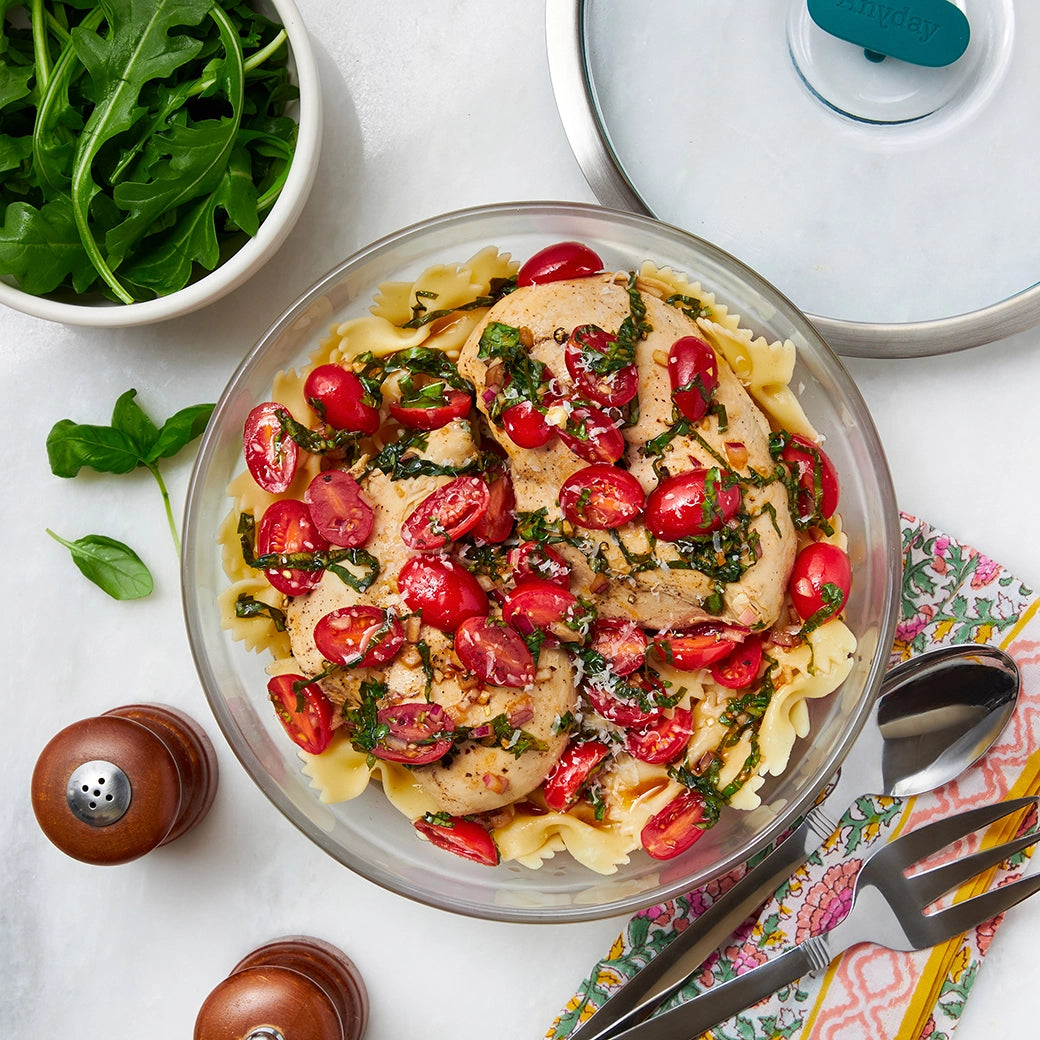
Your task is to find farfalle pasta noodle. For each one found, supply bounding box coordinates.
[220,245,856,873]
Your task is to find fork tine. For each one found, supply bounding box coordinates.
[929,869,1040,939]
[878,796,1039,868]
[909,830,1040,905]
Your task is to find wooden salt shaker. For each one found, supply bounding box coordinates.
[30,702,218,864]
[194,936,369,1040]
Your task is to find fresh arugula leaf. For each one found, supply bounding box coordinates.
[46,529,154,600]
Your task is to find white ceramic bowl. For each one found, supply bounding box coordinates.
[182,202,901,922]
[0,0,321,327]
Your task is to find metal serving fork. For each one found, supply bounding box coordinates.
[609,796,1040,1040]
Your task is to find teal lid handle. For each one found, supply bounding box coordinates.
[807,0,970,67]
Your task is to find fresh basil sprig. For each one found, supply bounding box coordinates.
[46,389,214,596]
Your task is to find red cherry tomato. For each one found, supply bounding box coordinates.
[559,463,645,530]
[789,542,852,621]
[644,468,742,541]
[388,387,472,430]
[589,617,648,676]
[625,707,693,764]
[304,470,374,547]
[304,364,380,434]
[508,541,572,589]
[781,434,840,522]
[243,402,299,493]
[517,241,603,287]
[585,670,664,729]
[501,400,556,449]
[256,499,328,596]
[401,476,491,550]
[668,337,719,424]
[471,469,515,543]
[370,702,455,764]
[711,635,764,689]
[651,622,746,670]
[641,789,709,860]
[313,606,404,668]
[565,324,639,408]
[502,579,584,639]
[414,815,500,865]
[558,405,626,464]
[454,616,536,688]
[267,673,334,754]
[398,555,489,632]
[543,740,611,812]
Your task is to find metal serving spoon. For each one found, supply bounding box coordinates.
[570,643,1021,1040]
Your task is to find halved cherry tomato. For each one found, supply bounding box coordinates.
[668,337,719,424]
[471,469,515,543]
[313,606,404,668]
[454,616,536,688]
[388,386,472,431]
[370,702,455,764]
[644,467,742,541]
[651,622,747,671]
[414,815,500,866]
[502,579,585,641]
[711,634,764,689]
[641,789,709,860]
[304,364,380,434]
[589,617,648,676]
[401,476,491,550]
[565,324,639,408]
[398,555,489,632]
[256,499,328,596]
[243,402,299,493]
[502,400,556,448]
[304,470,374,547]
[780,434,840,522]
[559,463,645,530]
[517,241,603,287]
[543,740,611,812]
[585,670,664,729]
[558,404,626,464]
[267,673,334,754]
[625,707,693,764]
[789,542,852,621]
[509,541,572,589]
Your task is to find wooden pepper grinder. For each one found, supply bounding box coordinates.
[31,702,218,864]
[194,936,369,1040]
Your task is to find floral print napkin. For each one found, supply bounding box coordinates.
[550,513,1040,1040]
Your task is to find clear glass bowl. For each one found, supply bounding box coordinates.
[182,201,901,923]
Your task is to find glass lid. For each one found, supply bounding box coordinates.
[546,0,1040,357]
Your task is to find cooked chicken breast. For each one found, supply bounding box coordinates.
[456,275,796,631]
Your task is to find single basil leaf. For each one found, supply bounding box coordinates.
[46,530,154,600]
[148,402,215,461]
[111,389,160,457]
[46,418,142,477]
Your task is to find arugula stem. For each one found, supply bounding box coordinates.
[146,462,181,556]
[33,9,105,193]
[31,0,50,90]
[187,28,288,97]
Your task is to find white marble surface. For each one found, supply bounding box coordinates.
[4,2,1039,1037]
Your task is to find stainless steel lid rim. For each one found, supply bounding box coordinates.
[545,0,1039,359]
